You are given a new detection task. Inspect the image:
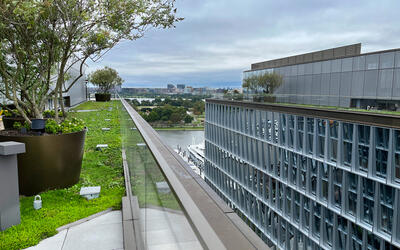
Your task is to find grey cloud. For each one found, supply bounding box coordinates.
[87,0,400,88]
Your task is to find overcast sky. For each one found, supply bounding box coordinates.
[86,0,400,88]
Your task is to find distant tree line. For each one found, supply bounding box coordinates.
[139,105,193,124]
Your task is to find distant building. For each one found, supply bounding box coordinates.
[243,43,400,111]
[177,84,185,90]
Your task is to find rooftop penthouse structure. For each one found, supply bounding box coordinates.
[243,44,400,110]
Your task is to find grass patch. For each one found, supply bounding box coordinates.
[0,101,125,250]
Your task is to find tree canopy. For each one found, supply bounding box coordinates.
[89,67,123,94]
[0,0,182,122]
[242,72,283,94]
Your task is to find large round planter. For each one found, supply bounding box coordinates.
[2,117,25,130]
[0,130,86,196]
[95,93,111,102]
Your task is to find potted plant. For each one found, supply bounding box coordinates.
[0,0,181,195]
[89,67,123,102]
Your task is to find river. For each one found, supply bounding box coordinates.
[157,130,204,154]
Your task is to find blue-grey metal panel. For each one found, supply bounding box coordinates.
[364,70,379,98]
[392,69,400,99]
[377,69,394,99]
[353,56,366,71]
[340,72,352,106]
[351,71,365,97]
[380,52,395,69]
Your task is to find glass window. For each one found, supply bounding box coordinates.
[394,130,400,182]
[297,116,304,151]
[310,160,317,195]
[351,223,363,250]
[358,125,370,172]
[285,188,291,217]
[343,123,353,167]
[380,52,395,69]
[317,119,326,158]
[337,216,348,250]
[307,118,314,155]
[366,54,379,70]
[288,115,295,148]
[362,178,374,225]
[330,121,339,162]
[324,209,333,246]
[300,156,307,190]
[320,163,329,201]
[303,197,310,230]
[281,114,286,145]
[376,128,389,178]
[290,152,297,186]
[380,184,394,235]
[333,168,343,208]
[313,202,321,238]
[294,191,300,223]
[367,233,381,250]
[347,173,358,216]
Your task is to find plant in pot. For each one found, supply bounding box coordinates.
[0,0,181,195]
[89,67,123,102]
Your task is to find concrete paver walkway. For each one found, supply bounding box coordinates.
[141,208,202,250]
[26,210,123,250]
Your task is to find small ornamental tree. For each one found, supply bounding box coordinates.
[0,0,182,123]
[89,67,123,94]
[242,72,283,94]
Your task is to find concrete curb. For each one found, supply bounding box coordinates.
[56,208,113,232]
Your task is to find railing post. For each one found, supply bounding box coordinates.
[0,141,25,231]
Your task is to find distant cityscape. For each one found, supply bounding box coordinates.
[114,83,243,96]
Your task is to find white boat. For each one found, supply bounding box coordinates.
[187,143,205,178]
[174,147,204,178]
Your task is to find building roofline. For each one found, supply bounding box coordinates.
[206,98,400,129]
[244,43,400,73]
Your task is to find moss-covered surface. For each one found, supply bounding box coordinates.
[0,101,125,250]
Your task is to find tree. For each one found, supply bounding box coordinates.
[89,67,123,94]
[0,0,182,123]
[242,72,282,94]
[184,115,194,124]
[193,101,205,115]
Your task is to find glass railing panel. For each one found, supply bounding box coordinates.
[120,102,203,249]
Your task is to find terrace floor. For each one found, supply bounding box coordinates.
[26,210,123,250]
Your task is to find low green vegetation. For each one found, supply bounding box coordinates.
[0,101,125,250]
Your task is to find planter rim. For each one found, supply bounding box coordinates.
[0,129,86,138]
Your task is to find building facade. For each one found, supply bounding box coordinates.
[205,99,400,250]
[243,44,400,110]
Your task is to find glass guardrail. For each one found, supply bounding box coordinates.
[120,103,203,250]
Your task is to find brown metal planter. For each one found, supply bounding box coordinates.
[0,130,86,196]
[2,117,25,130]
[95,93,111,102]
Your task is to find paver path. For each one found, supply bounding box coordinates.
[26,211,123,250]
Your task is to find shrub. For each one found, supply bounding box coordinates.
[45,118,85,134]
[184,115,194,124]
[13,122,22,130]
